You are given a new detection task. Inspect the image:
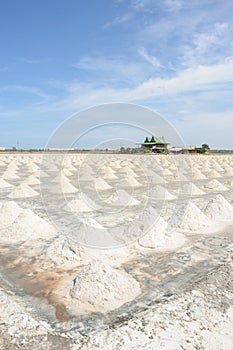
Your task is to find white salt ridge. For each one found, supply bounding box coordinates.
[8,183,39,198]
[70,259,141,313]
[204,179,229,191]
[0,178,12,188]
[178,202,211,232]
[0,208,56,242]
[204,194,233,221]
[0,201,23,229]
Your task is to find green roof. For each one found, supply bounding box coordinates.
[141,136,167,145]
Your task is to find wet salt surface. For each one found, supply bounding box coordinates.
[0,224,233,334]
[0,154,233,337]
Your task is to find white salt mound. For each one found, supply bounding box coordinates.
[151,185,176,200]
[0,178,12,188]
[49,177,79,194]
[77,222,119,247]
[178,202,211,231]
[8,183,39,198]
[1,208,56,242]
[67,196,96,213]
[2,169,19,180]
[25,175,40,185]
[70,259,141,313]
[95,177,112,191]
[182,183,205,196]
[0,201,23,229]
[204,179,228,191]
[44,236,83,267]
[106,189,140,207]
[138,216,168,248]
[204,194,233,221]
[122,176,142,188]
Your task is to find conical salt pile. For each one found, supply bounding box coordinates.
[192,170,206,180]
[70,259,141,313]
[138,216,168,248]
[49,177,79,194]
[163,168,173,176]
[204,179,229,191]
[182,183,205,196]
[151,185,176,200]
[25,175,40,185]
[0,201,23,229]
[67,195,97,213]
[178,202,211,231]
[204,194,233,221]
[76,221,118,247]
[224,169,233,177]
[2,169,19,180]
[209,169,222,178]
[8,183,39,198]
[0,208,56,242]
[106,189,140,207]
[122,176,142,188]
[95,177,112,191]
[44,236,83,267]
[0,178,12,188]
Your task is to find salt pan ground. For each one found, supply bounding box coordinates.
[0,153,233,349]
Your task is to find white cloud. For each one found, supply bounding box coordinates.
[182,22,230,66]
[164,0,183,12]
[138,47,163,68]
[103,13,132,29]
[47,56,233,113]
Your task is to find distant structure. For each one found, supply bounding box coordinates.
[169,146,197,154]
[141,136,169,153]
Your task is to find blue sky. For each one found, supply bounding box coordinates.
[0,0,232,149]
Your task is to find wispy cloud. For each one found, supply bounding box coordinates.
[163,0,183,12]
[138,47,163,68]
[72,54,157,86]
[16,57,52,64]
[103,13,132,29]
[182,22,231,67]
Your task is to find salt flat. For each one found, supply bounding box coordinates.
[0,153,233,349]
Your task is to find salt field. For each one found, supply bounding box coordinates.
[0,152,233,349]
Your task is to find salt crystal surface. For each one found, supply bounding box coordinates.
[205,194,233,221]
[70,259,141,313]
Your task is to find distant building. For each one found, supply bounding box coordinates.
[0,147,5,151]
[141,136,169,153]
[169,146,197,154]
